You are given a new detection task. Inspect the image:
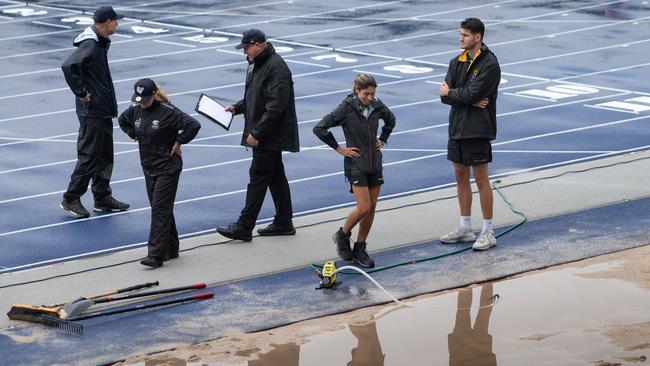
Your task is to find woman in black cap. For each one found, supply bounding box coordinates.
[118,79,201,268]
[313,73,396,268]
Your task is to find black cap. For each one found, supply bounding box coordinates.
[93,5,124,23]
[235,29,266,49]
[131,78,157,104]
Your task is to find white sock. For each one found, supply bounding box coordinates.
[482,219,493,233]
[460,216,472,231]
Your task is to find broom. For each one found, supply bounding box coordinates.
[42,292,214,336]
[7,281,159,323]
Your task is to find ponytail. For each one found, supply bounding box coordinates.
[154,85,171,103]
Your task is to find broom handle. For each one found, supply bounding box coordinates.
[69,292,214,321]
[92,283,207,304]
[48,281,160,307]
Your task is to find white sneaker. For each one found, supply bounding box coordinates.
[440,228,476,244]
[473,230,497,251]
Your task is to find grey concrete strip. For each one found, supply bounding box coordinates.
[1,150,649,329]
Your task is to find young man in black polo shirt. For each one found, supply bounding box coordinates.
[439,18,501,251]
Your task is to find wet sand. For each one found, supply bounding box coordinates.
[117,244,650,366]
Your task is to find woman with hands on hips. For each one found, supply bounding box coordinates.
[313,73,396,268]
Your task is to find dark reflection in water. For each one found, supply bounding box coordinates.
[448,284,496,366]
[249,342,300,366]
[347,318,385,366]
[250,319,386,365]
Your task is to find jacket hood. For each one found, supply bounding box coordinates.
[343,93,386,111]
[73,27,99,46]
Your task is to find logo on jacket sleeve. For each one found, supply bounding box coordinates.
[152,120,160,129]
[135,118,141,128]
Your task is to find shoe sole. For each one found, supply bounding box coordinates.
[353,258,375,268]
[217,229,252,242]
[332,233,353,261]
[472,242,496,251]
[440,236,476,244]
[60,204,89,218]
[93,207,129,212]
[257,230,296,236]
[140,262,163,268]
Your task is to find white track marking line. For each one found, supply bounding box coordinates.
[152,39,196,48]
[31,20,71,29]
[6,143,650,274]
[2,132,648,239]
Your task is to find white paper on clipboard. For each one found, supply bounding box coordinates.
[195,94,233,130]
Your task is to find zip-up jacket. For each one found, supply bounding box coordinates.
[313,94,396,176]
[118,100,201,176]
[61,27,118,118]
[441,44,500,140]
[233,43,299,152]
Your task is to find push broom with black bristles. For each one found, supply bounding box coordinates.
[42,292,214,336]
[7,281,159,323]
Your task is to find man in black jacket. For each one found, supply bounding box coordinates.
[217,29,300,241]
[439,18,501,251]
[60,5,129,218]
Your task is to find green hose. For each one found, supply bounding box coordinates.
[311,179,528,275]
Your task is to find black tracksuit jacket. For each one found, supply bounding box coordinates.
[313,95,396,176]
[61,26,118,118]
[233,43,300,152]
[118,100,201,176]
[441,44,501,140]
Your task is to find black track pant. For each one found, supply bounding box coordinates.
[63,116,113,202]
[145,172,180,259]
[238,149,293,229]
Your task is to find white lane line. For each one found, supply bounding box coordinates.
[5,142,649,274]
[0,131,79,147]
[0,49,324,98]
[503,38,650,67]
[153,39,196,48]
[353,70,402,79]
[275,0,520,40]
[112,33,134,39]
[378,148,616,154]
[557,62,650,81]
[0,29,201,60]
[31,20,71,29]
[2,123,648,238]
[346,0,633,51]
[286,59,330,68]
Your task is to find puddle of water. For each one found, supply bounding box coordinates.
[130,255,650,365]
[270,261,650,365]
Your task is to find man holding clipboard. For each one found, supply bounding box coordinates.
[216,29,299,242]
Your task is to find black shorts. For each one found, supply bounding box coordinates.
[447,138,492,166]
[347,171,384,192]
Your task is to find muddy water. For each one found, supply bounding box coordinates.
[129,254,650,365]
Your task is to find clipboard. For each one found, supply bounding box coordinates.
[194,93,233,130]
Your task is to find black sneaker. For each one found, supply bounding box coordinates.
[352,241,375,268]
[332,227,353,261]
[94,196,130,212]
[163,252,179,261]
[257,222,296,236]
[217,222,253,241]
[140,256,163,268]
[60,199,90,218]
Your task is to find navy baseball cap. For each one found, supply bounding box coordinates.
[235,29,266,49]
[132,78,157,104]
[93,5,124,23]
